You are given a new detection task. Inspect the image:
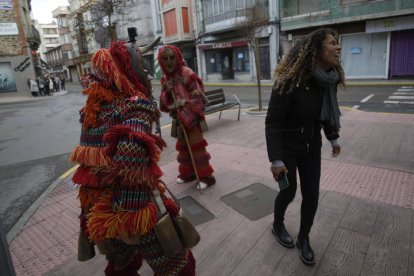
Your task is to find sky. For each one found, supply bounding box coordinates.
[31,0,69,23]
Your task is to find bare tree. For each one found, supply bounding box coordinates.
[73,0,134,47]
[236,6,268,111]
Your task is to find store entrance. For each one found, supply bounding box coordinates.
[221,50,234,79]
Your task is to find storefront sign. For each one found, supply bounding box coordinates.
[0,23,18,35]
[0,0,13,10]
[198,40,248,50]
[366,15,414,33]
[212,42,232,49]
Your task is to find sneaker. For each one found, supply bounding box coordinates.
[196,181,208,190]
[176,177,185,184]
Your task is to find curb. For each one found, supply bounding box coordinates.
[6,165,79,243]
[203,82,414,87]
[0,91,69,106]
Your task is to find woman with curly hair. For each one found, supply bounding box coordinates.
[265,28,344,266]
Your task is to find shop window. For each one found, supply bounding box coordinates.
[233,47,249,72]
[340,0,380,5]
[205,51,223,73]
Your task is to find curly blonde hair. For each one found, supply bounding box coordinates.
[275,28,345,93]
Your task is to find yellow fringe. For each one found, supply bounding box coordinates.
[87,191,157,241]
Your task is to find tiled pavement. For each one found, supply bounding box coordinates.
[8,108,414,276]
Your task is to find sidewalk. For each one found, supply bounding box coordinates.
[1,78,413,105]
[7,107,414,276]
[0,90,69,105]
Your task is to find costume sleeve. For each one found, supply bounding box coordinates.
[265,85,292,162]
[159,76,173,113]
[183,70,206,118]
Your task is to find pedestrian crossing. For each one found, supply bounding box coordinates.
[384,86,414,105]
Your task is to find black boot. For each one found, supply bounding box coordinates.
[296,236,315,266]
[271,223,294,248]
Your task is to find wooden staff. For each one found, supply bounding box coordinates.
[169,87,203,191]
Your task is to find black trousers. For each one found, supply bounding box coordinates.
[274,146,321,239]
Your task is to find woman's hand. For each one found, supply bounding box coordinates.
[270,166,288,182]
[331,144,341,157]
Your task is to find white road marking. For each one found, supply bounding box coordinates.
[393,92,411,95]
[401,86,413,89]
[384,100,414,104]
[397,88,414,92]
[361,94,374,103]
[389,96,414,100]
[352,105,360,109]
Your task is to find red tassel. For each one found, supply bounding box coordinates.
[103,125,132,157]
[163,198,179,217]
[176,139,208,151]
[72,166,99,186]
[150,134,167,149]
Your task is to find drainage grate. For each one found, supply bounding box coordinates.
[179,196,215,226]
[220,183,277,221]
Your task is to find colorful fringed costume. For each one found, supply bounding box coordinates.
[70,41,195,276]
[158,45,215,186]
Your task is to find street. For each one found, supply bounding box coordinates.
[0,82,413,234]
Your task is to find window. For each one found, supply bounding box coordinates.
[340,0,378,5]
[205,50,223,73]
[233,47,249,72]
[236,0,245,9]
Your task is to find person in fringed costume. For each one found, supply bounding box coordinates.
[158,45,215,190]
[70,41,195,276]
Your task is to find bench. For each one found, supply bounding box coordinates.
[204,89,241,120]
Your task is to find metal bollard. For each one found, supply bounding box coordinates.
[0,221,16,276]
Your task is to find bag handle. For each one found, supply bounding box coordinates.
[152,190,167,216]
[151,181,182,216]
[162,183,181,209]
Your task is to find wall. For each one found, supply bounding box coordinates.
[0,0,36,96]
[280,0,414,31]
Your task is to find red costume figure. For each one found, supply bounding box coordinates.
[70,41,195,276]
[158,45,215,189]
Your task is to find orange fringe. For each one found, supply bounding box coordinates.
[79,187,106,210]
[92,49,147,99]
[87,191,158,241]
[70,145,112,167]
[82,82,117,129]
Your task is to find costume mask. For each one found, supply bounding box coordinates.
[161,48,177,74]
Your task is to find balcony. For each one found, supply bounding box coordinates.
[204,8,269,34]
[27,25,41,50]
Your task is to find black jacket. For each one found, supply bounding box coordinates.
[265,79,339,162]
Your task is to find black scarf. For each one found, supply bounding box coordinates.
[314,67,341,130]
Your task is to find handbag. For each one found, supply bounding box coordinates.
[152,190,183,257]
[171,117,178,138]
[77,231,95,261]
[164,186,201,248]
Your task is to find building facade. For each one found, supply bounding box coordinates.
[115,0,162,78]
[0,0,41,96]
[34,22,60,61]
[68,0,100,83]
[154,0,197,78]
[51,6,74,81]
[194,0,279,82]
[280,0,414,79]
